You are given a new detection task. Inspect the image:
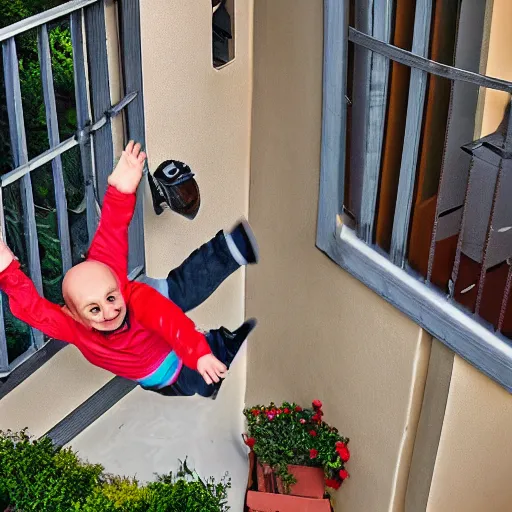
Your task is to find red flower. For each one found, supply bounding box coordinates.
[251,409,260,416]
[312,399,323,409]
[309,449,318,459]
[339,469,349,480]
[284,408,290,414]
[326,478,341,490]
[295,406,302,412]
[244,437,256,448]
[336,442,350,462]
[312,413,321,423]
[300,419,306,424]
[277,409,283,415]
[309,430,317,437]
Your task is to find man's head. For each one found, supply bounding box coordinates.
[62,261,126,332]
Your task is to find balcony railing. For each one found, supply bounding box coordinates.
[0,0,146,377]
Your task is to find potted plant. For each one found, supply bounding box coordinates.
[243,400,350,500]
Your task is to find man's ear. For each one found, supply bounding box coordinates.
[62,304,80,322]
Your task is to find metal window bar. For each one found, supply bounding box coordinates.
[355,0,393,244]
[38,23,73,274]
[426,0,489,285]
[0,0,145,376]
[389,0,432,267]
[348,27,512,93]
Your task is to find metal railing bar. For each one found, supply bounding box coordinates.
[349,27,512,93]
[0,186,9,373]
[0,89,136,211]
[1,137,77,187]
[389,0,433,267]
[118,0,146,273]
[110,90,137,116]
[0,345,38,379]
[85,0,114,202]
[38,24,73,273]
[3,37,45,350]
[0,0,99,43]
[71,9,98,242]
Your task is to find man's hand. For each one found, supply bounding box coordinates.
[197,353,227,385]
[0,240,15,273]
[107,140,147,194]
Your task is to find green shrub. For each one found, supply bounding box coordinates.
[0,429,103,511]
[0,430,231,512]
[78,476,152,512]
[77,463,231,512]
[146,461,231,512]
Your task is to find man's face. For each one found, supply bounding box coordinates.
[63,262,127,332]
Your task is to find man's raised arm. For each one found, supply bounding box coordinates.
[86,141,146,285]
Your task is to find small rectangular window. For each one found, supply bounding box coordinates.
[212,0,235,68]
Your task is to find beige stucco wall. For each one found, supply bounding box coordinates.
[141,0,252,331]
[0,347,113,438]
[245,1,430,511]
[426,357,512,512]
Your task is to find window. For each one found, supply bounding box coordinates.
[212,0,235,69]
[0,0,146,383]
[318,0,512,392]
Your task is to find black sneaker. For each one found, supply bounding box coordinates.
[148,160,201,219]
[210,318,257,400]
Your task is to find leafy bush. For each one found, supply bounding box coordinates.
[0,430,231,512]
[0,429,102,512]
[145,462,231,512]
[243,400,351,492]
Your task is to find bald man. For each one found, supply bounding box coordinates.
[0,142,258,398]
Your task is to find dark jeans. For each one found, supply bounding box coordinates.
[141,230,240,397]
[166,230,240,312]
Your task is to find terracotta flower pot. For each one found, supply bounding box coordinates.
[257,462,325,499]
[247,490,332,512]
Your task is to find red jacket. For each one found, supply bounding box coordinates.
[0,186,211,380]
